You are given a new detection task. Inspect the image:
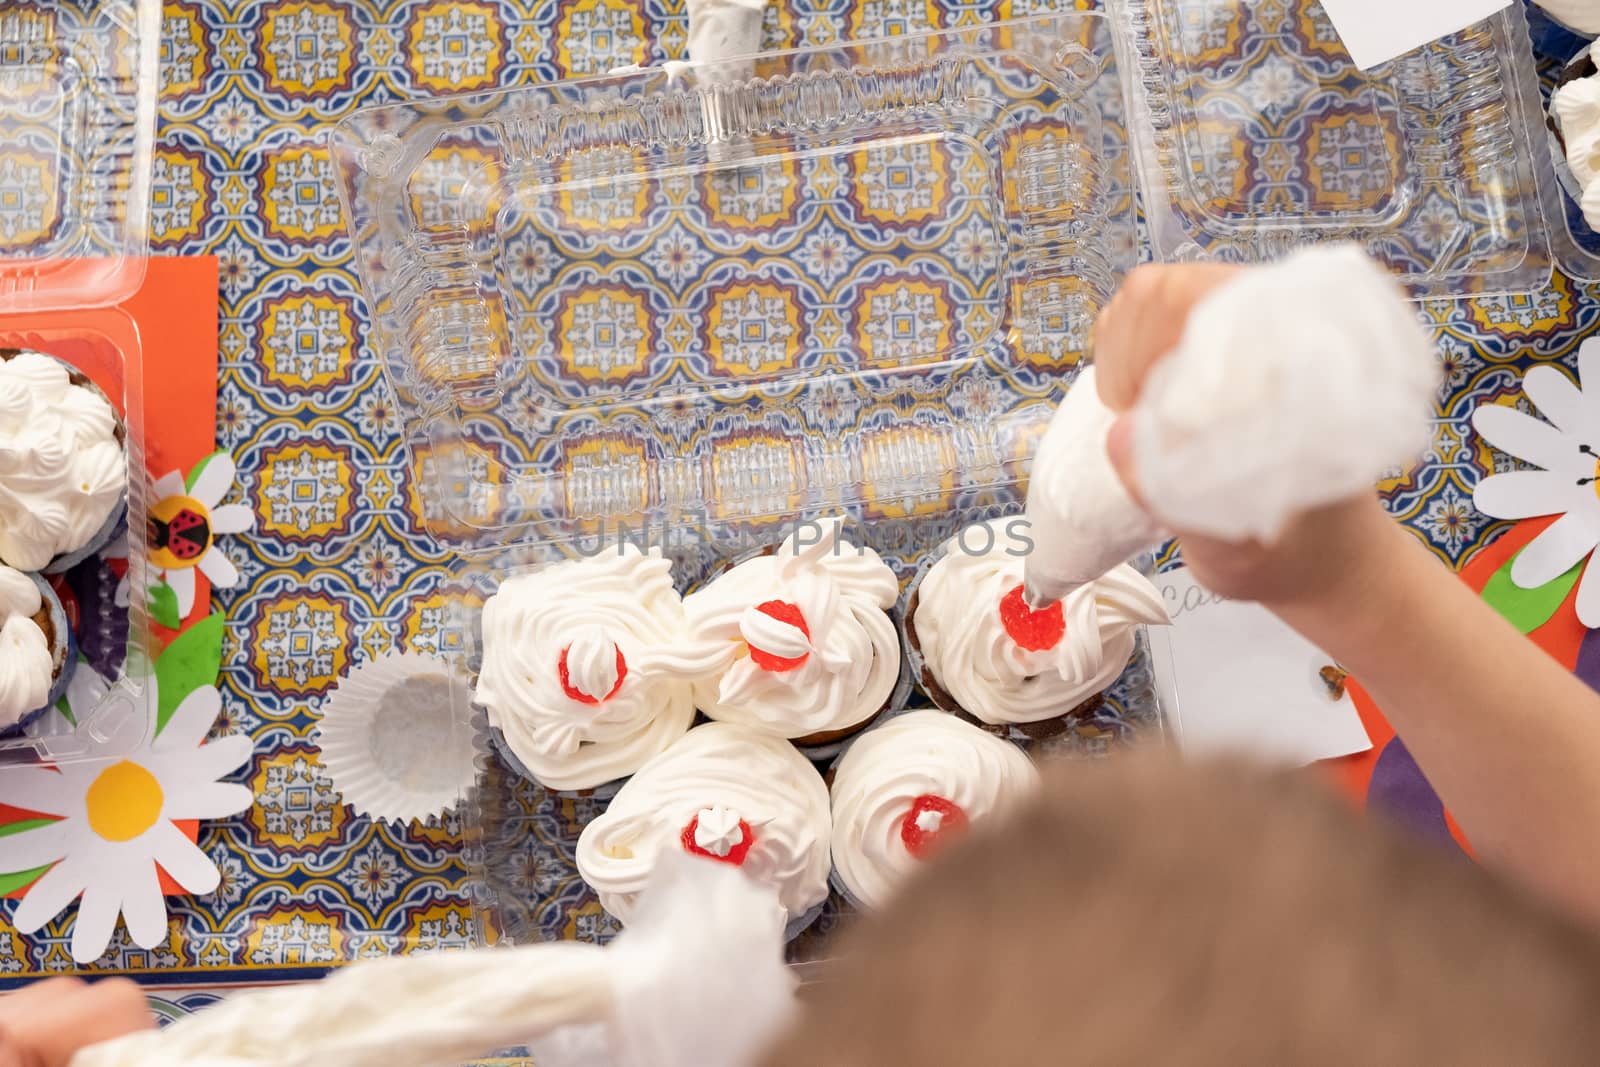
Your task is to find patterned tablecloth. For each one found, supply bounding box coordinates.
[0,0,1592,984]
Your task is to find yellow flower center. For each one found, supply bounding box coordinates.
[1592,458,1600,502]
[86,761,164,842]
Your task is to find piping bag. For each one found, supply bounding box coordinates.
[1021,244,1441,606]
[68,853,796,1067]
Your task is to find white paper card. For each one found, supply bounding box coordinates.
[1149,567,1372,767]
[1317,0,1511,70]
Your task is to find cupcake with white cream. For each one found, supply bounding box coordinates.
[829,710,1039,910]
[575,721,832,938]
[0,349,127,573]
[906,518,1168,739]
[0,566,74,735]
[676,520,904,750]
[474,546,697,793]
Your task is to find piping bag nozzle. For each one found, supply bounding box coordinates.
[1021,363,1161,608]
[1019,244,1439,605]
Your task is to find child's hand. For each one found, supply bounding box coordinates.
[1094,262,1397,612]
[0,977,152,1067]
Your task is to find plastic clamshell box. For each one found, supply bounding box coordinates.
[336,12,1159,957]
[0,0,158,763]
[332,3,1555,954]
[0,0,158,312]
[1117,0,1558,298]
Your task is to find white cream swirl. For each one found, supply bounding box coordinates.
[0,566,51,728]
[0,351,126,571]
[576,722,832,926]
[830,711,1039,909]
[677,521,901,738]
[474,546,696,791]
[915,519,1169,725]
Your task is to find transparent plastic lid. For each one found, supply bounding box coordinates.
[335,14,1139,550]
[1114,0,1557,298]
[0,0,158,312]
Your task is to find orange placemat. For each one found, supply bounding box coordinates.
[0,257,220,896]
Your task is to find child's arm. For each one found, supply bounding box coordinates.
[1097,264,1600,926]
[1268,504,1600,926]
[0,977,151,1066]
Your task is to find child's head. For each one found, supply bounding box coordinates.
[763,756,1600,1066]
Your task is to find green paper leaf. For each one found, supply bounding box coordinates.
[184,450,226,493]
[149,582,181,630]
[0,818,60,896]
[1481,550,1583,635]
[154,612,225,735]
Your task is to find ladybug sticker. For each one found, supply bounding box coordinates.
[148,495,213,571]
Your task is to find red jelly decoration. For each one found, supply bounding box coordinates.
[558,643,628,705]
[747,600,811,673]
[999,584,1066,652]
[900,794,969,859]
[680,812,757,866]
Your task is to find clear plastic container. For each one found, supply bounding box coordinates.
[1114,0,1559,298]
[333,3,1563,954]
[1532,44,1600,284]
[334,13,1162,950]
[0,0,158,311]
[0,0,158,762]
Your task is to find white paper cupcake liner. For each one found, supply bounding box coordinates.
[315,651,478,825]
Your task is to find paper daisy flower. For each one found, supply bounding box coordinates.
[0,684,253,962]
[146,451,254,620]
[1473,338,1600,627]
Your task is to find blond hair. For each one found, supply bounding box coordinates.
[763,756,1600,1066]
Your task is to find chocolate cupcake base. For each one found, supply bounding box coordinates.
[901,561,1106,747]
[0,573,78,739]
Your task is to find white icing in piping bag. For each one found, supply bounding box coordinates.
[70,854,795,1067]
[687,0,766,65]
[1022,244,1440,606]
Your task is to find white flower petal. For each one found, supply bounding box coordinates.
[187,453,238,511]
[0,820,73,870]
[1472,405,1579,475]
[10,854,86,934]
[207,504,255,536]
[119,858,167,949]
[0,767,86,817]
[1474,471,1584,520]
[70,880,122,964]
[1578,558,1600,629]
[165,566,196,618]
[197,546,240,590]
[150,471,185,500]
[165,780,253,822]
[156,685,222,751]
[149,820,220,894]
[1511,509,1600,588]
[175,734,254,786]
[1524,366,1585,435]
